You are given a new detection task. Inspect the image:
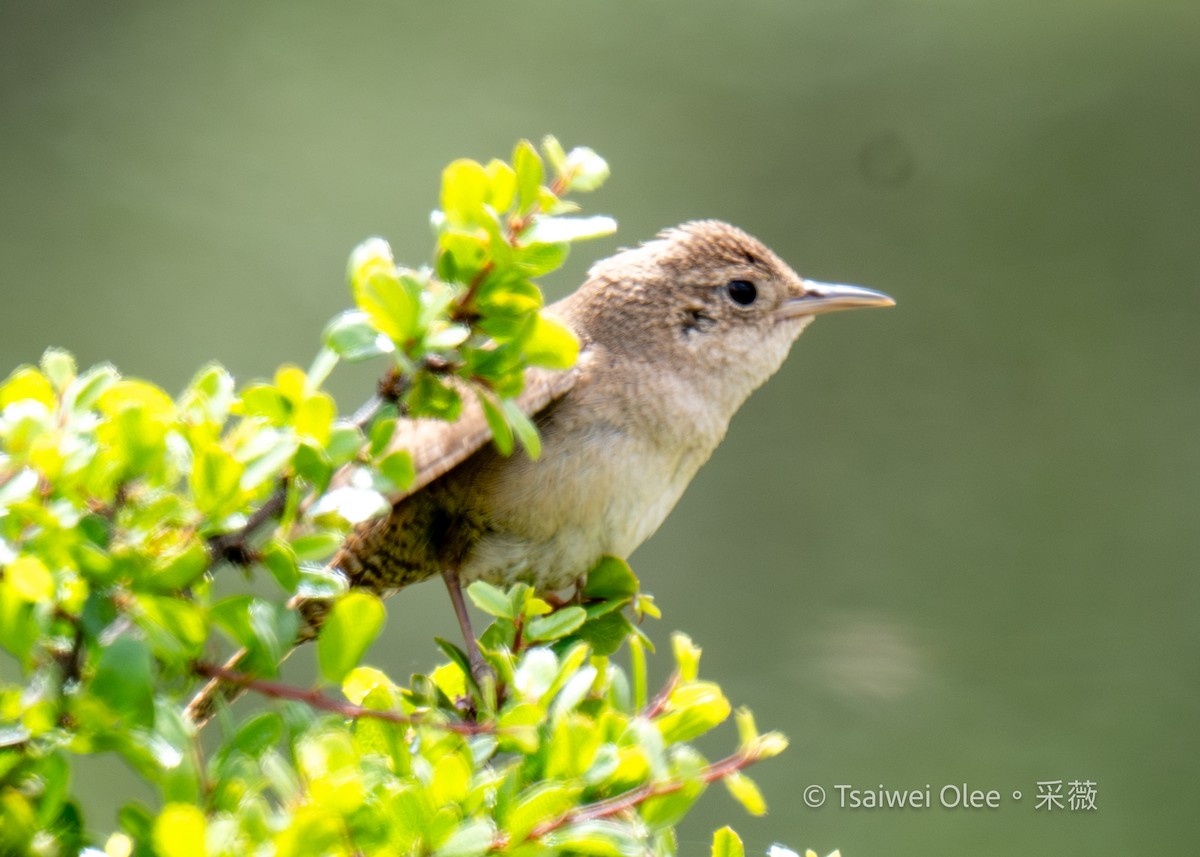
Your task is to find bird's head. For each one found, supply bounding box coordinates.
[565,220,894,411]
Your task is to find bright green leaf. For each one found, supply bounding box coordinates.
[724,771,767,816]
[261,540,299,592]
[672,632,701,683]
[526,606,586,642]
[583,556,638,600]
[352,261,418,346]
[377,449,415,492]
[317,591,386,685]
[711,827,745,857]
[466,581,513,619]
[541,135,567,176]
[478,392,514,457]
[513,140,543,215]
[434,818,495,857]
[152,803,208,857]
[563,147,611,192]
[506,783,582,844]
[5,556,54,603]
[441,158,489,225]
[501,399,541,459]
[0,366,56,409]
[323,310,391,362]
[521,313,579,371]
[92,636,155,728]
[40,348,76,392]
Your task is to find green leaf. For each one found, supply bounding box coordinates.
[4,556,54,603]
[181,362,235,425]
[65,362,119,412]
[583,556,638,600]
[724,771,767,816]
[541,135,567,176]
[317,591,386,685]
[134,595,208,661]
[296,563,349,599]
[467,581,514,619]
[406,373,462,421]
[630,634,648,712]
[478,392,514,457]
[513,648,559,701]
[513,140,544,215]
[711,827,745,857]
[434,818,495,857]
[441,158,489,225]
[152,803,208,857]
[92,635,155,728]
[516,241,569,277]
[240,436,298,492]
[261,540,299,593]
[521,313,579,370]
[39,348,76,392]
[190,443,245,521]
[526,606,586,642]
[368,414,397,457]
[323,310,391,361]
[735,706,758,749]
[210,597,298,675]
[290,531,344,562]
[230,711,284,758]
[239,385,289,425]
[563,147,611,192]
[485,159,517,213]
[326,422,365,466]
[430,750,472,806]
[501,399,541,459]
[672,632,702,683]
[506,783,582,844]
[656,680,731,742]
[544,820,643,857]
[433,638,480,699]
[352,258,418,346]
[377,449,415,492]
[524,215,617,245]
[574,611,635,657]
[0,366,56,409]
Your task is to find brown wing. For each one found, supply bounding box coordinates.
[380,362,583,502]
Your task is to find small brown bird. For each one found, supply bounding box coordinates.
[331,220,894,670]
[187,220,892,721]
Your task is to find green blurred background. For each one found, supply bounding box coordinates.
[2,0,1197,852]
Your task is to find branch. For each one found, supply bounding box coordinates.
[206,481,289,564]
[641,671,678,720]
[192,660,495,735]
[513,749,760,846]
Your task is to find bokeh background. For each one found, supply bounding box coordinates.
[2,0,1198,853]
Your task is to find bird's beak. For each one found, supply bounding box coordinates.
[779,281,896,318]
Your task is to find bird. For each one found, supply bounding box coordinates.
[329,220,893,671]
[187,220,892,723]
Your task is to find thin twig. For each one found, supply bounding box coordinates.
[641,671,678,720]
[206,480,289,563]
[192,660,495,735]
[515,749,757,845]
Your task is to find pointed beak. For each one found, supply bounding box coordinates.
[779,281,896,318]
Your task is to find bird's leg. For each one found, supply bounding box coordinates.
[442,567,489,681]
[543,578,585,609]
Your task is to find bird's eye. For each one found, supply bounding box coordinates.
[726,280,757,306]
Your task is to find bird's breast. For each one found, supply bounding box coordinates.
[459,414,717,591]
